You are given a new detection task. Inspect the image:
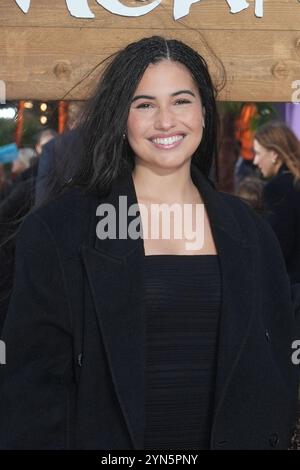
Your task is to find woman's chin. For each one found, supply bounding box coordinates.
[152,155,191,171]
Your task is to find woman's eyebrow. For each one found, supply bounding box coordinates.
[171,90,196,98]
[131,95,155,103]
[131,90,196,103]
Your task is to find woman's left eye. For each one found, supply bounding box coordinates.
[175,99,191,105]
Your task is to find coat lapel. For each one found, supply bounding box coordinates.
[190,168,257,426]
[81,170,146,450]
[81,165,257,449]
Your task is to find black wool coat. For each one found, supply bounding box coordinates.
[263,165,300,284]
[0,166,299,450]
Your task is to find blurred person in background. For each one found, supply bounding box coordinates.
[254,121,300,283]
[0,164,6,193]
[35,103,82,205]
[35,128,58,157]
[236,176,265,215]
[11,147,36,181]
[0,128,57,331]
[234,103,258,190]
[0,128,57,202]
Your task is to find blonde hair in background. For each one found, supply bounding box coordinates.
[255,121,300,182]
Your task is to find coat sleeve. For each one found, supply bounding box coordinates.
[0,213,74,449]
[263,180,295,262]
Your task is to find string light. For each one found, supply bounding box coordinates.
[24,101,33,109]
[40,116,48,125]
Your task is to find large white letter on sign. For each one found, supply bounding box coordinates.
[15,0,30,13]
[226,0,249,14]
[0,81,6,105]
[255,0,263,17]
[66,0,95,18]
[173,0,202,20]
[96,0,161,17]
[13,0,272,19]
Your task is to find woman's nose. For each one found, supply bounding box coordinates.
[253,154,259,166]
[154,106,176,130]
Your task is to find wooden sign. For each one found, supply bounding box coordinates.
[13,1,265,19]
[1,0,300,101]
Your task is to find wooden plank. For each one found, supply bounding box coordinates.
[1,1,300,101]
[1,0,300,31]
[1,27,300,101]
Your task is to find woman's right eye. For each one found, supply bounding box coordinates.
[136,103,153,109]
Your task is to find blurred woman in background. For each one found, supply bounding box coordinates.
[254,122,300,283]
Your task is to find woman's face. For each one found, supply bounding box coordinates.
[127,60,205,172]
[253,139,279,178]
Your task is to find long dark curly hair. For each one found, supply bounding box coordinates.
[43,35,221,204]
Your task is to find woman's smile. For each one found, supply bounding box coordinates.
[149,133,186,150]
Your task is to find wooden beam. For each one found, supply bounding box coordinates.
[1,0,300,101]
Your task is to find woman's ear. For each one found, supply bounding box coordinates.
[270,150,280,164]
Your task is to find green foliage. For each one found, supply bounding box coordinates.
[217,101,279,131]
[217,102,243,117]
[0,119,15,147]
[250,103,279,131]
[21,113,43,148]
[0,110,42,148]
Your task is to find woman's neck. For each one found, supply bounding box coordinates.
[132,163,201,204]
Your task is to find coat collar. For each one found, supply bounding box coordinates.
[81,165,257,449]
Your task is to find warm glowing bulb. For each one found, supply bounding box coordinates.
[24,101,33,109]
[40,116,48,125]
[40,103,47,112]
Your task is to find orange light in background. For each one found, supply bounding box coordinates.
[15,100,25,147]
[58,101,69,134]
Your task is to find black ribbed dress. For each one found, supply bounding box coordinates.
[143,255,221,450]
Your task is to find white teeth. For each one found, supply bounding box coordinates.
[152,135,184,145]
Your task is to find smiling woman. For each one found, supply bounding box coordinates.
[0,36,299,450]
